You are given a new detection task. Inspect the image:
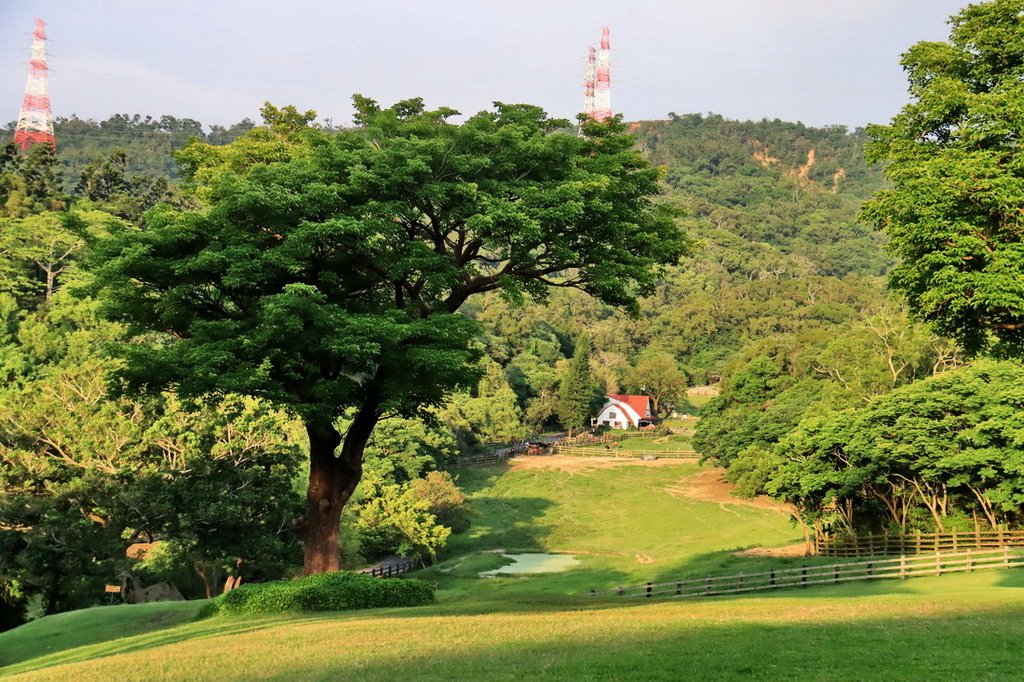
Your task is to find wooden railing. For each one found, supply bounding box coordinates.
[455,441,528,466]
[815,530,1024,557]
[592,547,1024,600]
[551,445,698,459]
[363,557,422,578]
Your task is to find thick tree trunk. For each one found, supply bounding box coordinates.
[301,402,380,575]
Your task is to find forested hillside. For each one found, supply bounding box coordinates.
[0,106,907,625]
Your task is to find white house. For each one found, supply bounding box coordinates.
[592,394,655,430]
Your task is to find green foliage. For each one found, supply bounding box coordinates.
[625,348,688,416]
[767,361,1024,534]
[75,150,172,223]
[355,484,451,560]
[441,359,529,447]
[408,471,472,534]
[557,336,601,435]
[361,416,458,486]
[0,143,65,218]
[200,571,435,617]
[694,302,954,476]
[863,0,1024,356]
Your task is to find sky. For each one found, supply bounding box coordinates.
[0,0,972,130]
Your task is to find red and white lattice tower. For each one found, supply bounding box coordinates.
[583,46,597,118]
[592,26,612,121]
[13,18,55,150]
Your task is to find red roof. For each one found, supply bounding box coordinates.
[607,394,651,419]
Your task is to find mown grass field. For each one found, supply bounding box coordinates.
[3,459,1024,680]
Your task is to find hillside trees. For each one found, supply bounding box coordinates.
[87,97,688,574]
[626,348,688,416]
[767,361,1024,535]
[863,0,1024,356]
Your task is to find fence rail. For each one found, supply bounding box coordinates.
[362,557,422,578]
[816,529,1024,557]
[593,547,1024,600]
[455,441,529,466]
[551,445,699,459]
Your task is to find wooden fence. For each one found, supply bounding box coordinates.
[363,557,422,578]
[550,445,699,459]
[455,441,528,466]
[815,529,1024,557]
[592,547,1024,600]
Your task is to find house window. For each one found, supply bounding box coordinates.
[608,410,617,419]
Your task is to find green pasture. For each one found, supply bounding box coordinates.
[4,460,1024,680]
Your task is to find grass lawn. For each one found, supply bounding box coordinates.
[615,434,693,452]
[4,460,1024,680]
[4,573,1024,680]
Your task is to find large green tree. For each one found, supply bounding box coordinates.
[863,0,1024,356]
[88,98,687,573]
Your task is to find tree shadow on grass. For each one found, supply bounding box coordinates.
[0,613,303,676]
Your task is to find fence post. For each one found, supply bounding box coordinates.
[899,554,906,580]
[833,563,839,584]
[676,580,682,596]
[590,589,596,597]
[387,564,393,578]
[738,573,744,591]
[770,568,776,588]
[915,531,922,554]
[706,577,713,594]
[646,582,653,598]
[1004,545,1010,568]
[801,565,807,587]
[935,551,941,576]
[867,562,873,580]
[617,586,624,597]
[966,549,973,573]
[952,529,958,552]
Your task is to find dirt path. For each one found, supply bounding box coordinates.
[664,466,795,516]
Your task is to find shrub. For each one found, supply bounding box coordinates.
[356,485,451,561]
[408,471,472,534]
[199,571,435,617]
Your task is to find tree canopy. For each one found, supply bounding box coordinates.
[863,0,1024,357]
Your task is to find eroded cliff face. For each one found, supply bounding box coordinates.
[752,142,845,191]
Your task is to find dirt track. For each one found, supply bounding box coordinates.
[664,466,795,515]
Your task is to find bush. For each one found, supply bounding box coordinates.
[408,471,472,534]
[199,571,435,617]
[356,485,451,561]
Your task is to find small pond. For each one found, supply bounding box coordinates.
[479,552,580,577]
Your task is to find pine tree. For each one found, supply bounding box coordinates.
[557,336,598,437]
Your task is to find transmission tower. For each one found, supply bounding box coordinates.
[583,46,596,118]
[592,26,612,121]
[14,18,55,150]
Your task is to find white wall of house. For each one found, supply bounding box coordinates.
[593,399,642,429]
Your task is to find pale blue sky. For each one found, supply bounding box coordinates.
[0,0,971,129]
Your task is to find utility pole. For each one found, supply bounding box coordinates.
[14,18,56,150]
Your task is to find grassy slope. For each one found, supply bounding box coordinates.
[5,573,1024,681]
[4,461,1024,680]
